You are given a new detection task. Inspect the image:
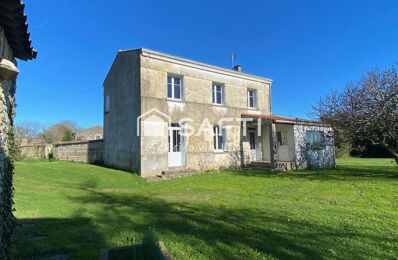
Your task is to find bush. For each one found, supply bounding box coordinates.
[48,153,55,162]
[335,143,351,158]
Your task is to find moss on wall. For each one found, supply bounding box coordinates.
[0,25,17,260]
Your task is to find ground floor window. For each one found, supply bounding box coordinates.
[277,130,288,146]
[306,130,325,148]
[213,126,226,150]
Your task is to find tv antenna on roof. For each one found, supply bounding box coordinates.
[231,51,237,68]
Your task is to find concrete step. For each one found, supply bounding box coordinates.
[250,167,272,172]
[249,161,295,171]
[159,167,199,179]
[249,166,273,171]
[248,161,273,171]
[249,161,272,166]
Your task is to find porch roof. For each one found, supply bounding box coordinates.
[241,113,327,126]
[0,0,37,60]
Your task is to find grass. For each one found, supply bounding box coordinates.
[12,158,398,259]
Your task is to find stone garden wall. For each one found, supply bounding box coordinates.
[16,139,104,164]
[52,140,103,164]
[16,139,50,160]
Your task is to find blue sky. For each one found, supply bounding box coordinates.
[16,0,398,128]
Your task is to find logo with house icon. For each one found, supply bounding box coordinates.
[137,108,171,137]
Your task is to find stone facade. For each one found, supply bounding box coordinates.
[103,51,141,172]
[0,1,36,256]
[103,48,335,177]
[0,25,17,257]
[104,49,273,176]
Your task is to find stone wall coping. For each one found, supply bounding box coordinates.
[53,139,103,147]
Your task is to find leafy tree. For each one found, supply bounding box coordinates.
[62,128,74,142]
[41,121,79,143]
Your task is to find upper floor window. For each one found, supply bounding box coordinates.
[212,83,224,105]
[247,89,257,108]
[306,130,326,148]
[167,76,182,99]
[213,126,227,151]
[105,95,110,113]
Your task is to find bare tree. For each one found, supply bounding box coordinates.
[313,66,398,164]
[14,121,45,139]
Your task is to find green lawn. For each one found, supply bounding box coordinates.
[12,158,398,259]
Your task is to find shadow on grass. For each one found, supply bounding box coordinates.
[232,163,398,181]
[12,161,398,259]
[63,189,397,258]
[13,187,398,259]
[12,217,105,259]
[90,161,139,176]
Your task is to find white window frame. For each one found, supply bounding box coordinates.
[213,125,227,151]
[212,83,224,105]
[247,89,257,109]
[167,76,183,100]
[105,95,110,113]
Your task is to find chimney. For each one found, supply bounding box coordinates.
[233,64,241,72]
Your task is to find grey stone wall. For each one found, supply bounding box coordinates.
[53,140,103,164]
[103,50,141,172]
[14,139,104,164]
[18,144,49,160]
[0,25,17,258]
[15,139,49,160]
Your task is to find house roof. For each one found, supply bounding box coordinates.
[0,0,37,60]
[120,48,273,84]
[241,113,327,126]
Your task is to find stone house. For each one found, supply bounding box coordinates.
[104,48,335,177]
[74,126,103,141]
[0,0,36,257]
